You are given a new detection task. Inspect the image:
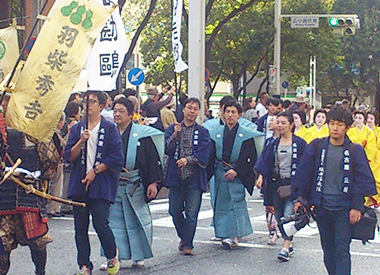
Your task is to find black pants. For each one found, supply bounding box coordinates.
[73,199,117,270]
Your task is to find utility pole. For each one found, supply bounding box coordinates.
[188,0,205,123]
[274,0,281,95]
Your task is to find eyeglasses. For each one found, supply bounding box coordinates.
[113,109,127,114]
[87,99,99,105]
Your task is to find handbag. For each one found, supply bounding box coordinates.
[351,207,378,243]
[273,146,291,199]
[277,185,291,199]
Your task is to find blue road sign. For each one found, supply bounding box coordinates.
[282,81,289,89]
[128,68,145,86]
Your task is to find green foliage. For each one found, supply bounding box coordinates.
[317,0,380,101]
[139,0,182,87]
[280,0,341,88]
[139,0,379,102]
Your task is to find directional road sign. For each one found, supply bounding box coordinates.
[291,16,319,28]
[128,68,145,86]
[282,81,289,89]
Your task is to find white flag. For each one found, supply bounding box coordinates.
[172,0,188,73]
[0,25,18,83]
[87,1,127,91]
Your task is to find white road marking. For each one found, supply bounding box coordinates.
[153,237,380,258]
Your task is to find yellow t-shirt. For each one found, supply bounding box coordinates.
[294,125,313,144]
[308,124,329,141]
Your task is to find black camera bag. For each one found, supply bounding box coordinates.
[351,207,377,243]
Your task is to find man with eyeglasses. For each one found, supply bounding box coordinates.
[64,91,123,275]
[97,97,163,270]
[164,98,212,256]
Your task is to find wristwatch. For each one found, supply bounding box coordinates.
[93,167,100,175]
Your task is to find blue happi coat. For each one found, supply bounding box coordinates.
[292,136,376,210]
[254,135,307,206]
[254,135,307,180]
[209,123,258,238]
[164,123,211,191]
[108,123,164,261]
[63,117,123,203]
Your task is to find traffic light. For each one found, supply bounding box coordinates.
[329,16,359,35]
[329,18,338,27]
[268,66,275,85]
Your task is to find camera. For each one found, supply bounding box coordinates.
[278,207,310,238]
[271,173,281,182]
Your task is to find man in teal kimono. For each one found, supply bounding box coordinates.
[208,101,258,249]
[101,97,163,269]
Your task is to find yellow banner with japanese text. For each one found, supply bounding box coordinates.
[6,0,111,142]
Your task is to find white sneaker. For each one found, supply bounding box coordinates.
[99,262,107,271]
[132,260,144,268]
[210,236,222,241]
[268,231,278,245]
[222,238,238,250]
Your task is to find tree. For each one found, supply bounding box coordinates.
[317,0,380,105]
[140,0,267,96]
[139,0,341,101]
[120,0,158,69]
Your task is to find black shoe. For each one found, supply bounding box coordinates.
[49,213,65,218]
[61,209,73,215]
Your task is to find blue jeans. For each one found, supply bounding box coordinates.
[315,208,352,275]
[273,185,294,241]
[169,178,203,249]
[73,199,117,269]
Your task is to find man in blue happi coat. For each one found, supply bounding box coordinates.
[64,91,123,275]
[100,97,163,269]
[165,97,211,256]
[292,106,376,275]
[207,101,258,250]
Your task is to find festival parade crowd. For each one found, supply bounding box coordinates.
[0,87,378,275]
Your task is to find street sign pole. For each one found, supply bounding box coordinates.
[128,68,145,115]
[313,56,316,107]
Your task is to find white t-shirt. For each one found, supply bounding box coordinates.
[255,103,268,118]
[100,109,114,123]
[265,115,274,139]
[86,121,100,173]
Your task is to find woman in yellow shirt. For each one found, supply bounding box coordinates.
[366,110,380,138]
[308,109,329,141]
[347,111,379,206]
[292,110,313,143]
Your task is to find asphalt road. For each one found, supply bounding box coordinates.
[8,189,380,275]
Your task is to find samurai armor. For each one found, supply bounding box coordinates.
[21,212,48,240]
[6,128,39,172]
[0,179,43,215]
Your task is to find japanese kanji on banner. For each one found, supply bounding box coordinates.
[0,24,19,83]
[6,0,111,142]
[172,0,188,73]
[87,0,127,91]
